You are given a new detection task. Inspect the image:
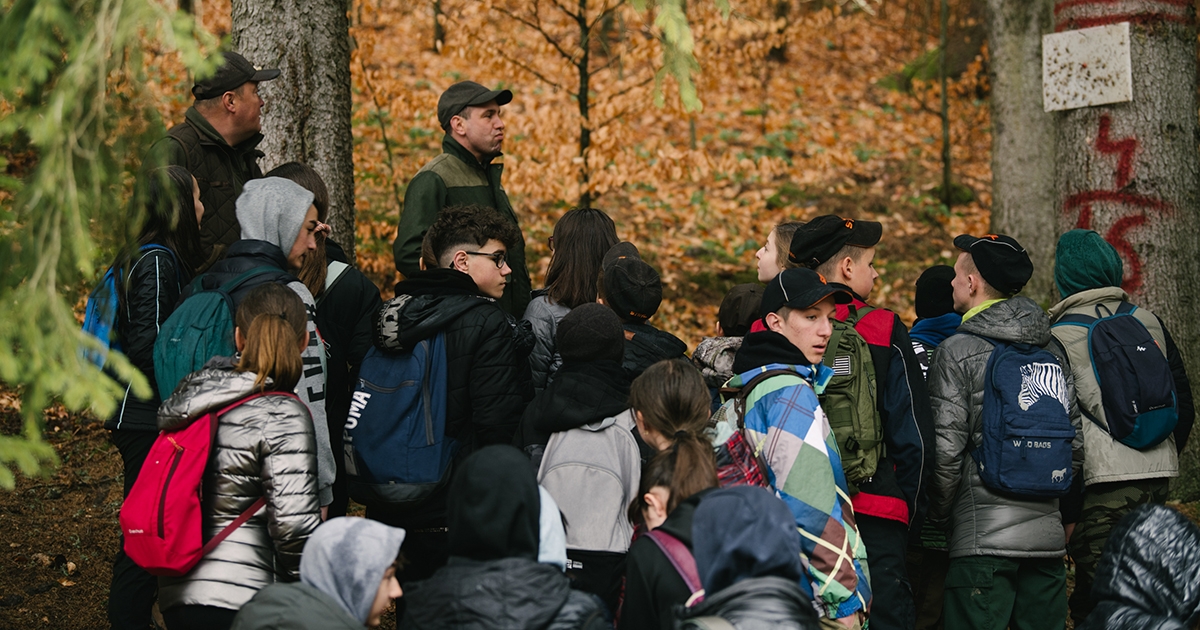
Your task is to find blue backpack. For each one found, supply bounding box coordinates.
[1054,302,1178,449]
[971,338,1075,498]
[82,245,176,368]
[152,266,283,400]
[344,333,459,508]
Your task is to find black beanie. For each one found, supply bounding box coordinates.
[915,265,956,320]
[557,302,625,364]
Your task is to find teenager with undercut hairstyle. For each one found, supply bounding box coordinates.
[369,204,534,589]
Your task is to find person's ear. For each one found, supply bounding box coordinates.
[643,491,668,527]
[716,322,725,337]
[764,312,784,333]
[451,250,470,273]
[418,257,427,272]
[222,91,237,114]
[234,326,246,353]
[839,255,855,281]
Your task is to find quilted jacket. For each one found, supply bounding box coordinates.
[105,247,186,432]
[156,366,322,613]
[523,291,572,391]
[926,297,1084,558]
[151,107,265,258]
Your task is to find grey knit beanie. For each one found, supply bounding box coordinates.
[236,177,315,251]
[557,302,625,364]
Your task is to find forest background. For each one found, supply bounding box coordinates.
[0,0,1191,627]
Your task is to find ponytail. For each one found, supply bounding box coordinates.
[235,283,307,392]
[627,435,718,526]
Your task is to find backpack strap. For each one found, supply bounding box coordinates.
[644,530,704,603]
[821,324,848,372]
[197,391,300,555]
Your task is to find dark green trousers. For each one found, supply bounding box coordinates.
[943,556,1066,630]
[1067,478,1169,625]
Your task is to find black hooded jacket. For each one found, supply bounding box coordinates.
[518,359,631,468]
[401,446,607,630]
[622,321,688,380]
[619,491,708,630]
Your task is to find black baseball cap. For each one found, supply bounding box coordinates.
[437,81,514,130]
[788,214,883,269]
[192,52,280,100]
[953,233,1033,295]
[760,268,852,318]
[718,283,765,337]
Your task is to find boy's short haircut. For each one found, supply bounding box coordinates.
[813,244,871,278]
[718,284,764,337]
[421,205,520,269]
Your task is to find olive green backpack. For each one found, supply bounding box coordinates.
[819,306,884,492]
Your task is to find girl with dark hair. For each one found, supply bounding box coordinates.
[265,162,383,518]
[157,283,322,630]
[523,207,619,391]
[619,360,719,630]
[106,165,205,630]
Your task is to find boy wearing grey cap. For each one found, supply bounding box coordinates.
[393,81,531,318]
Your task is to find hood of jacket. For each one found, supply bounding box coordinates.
[216,239,290,274]
[448,445,541,562]
[956,296,1050,346]
[300,517,406,624]
[910,312,962,348]
[236,178,315,252]
[691,486,803,594]
[402,557,576,630]
[692,336,743,388]
[677,576,817,630]
[157,366,266,431]
[526,360,630,435]
[731,330,819,375]
[1047,286,1127,321]
[1084,504,1200,630]
[376,269,494,351]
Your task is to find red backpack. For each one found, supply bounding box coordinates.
[119,391,298,576]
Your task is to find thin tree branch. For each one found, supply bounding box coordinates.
[494,48,567,90]
[494,6,579,64]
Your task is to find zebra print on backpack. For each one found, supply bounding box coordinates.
[968,336,1076,498]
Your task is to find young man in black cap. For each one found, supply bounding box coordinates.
[393,80,531,318]
[927,233,1082,630]
[789,214,933,630]
[726,268,870,628]
[596,242,687,380]
[148,51,280,265]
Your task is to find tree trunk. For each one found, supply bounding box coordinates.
[1054,2,1200,498]
[231,0,357,260]
[576,0,592,209]
[986,0,1057,304]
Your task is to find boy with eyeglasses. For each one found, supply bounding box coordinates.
[368,204,534,588]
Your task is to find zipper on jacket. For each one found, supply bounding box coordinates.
[420,339,435,446]
[158,437,185,538]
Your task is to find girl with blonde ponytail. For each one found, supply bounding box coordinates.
[156,283,321,630]
[620,360,719,630]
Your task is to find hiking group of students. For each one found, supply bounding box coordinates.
[91,53,1200,630]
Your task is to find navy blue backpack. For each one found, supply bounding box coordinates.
[344,333,459,507]
[971,338,1075,498]
[1054,302,1177,449]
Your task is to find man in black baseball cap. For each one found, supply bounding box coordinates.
[393,81,531,319]
[147,51,281,264]
[951,234,1034,312]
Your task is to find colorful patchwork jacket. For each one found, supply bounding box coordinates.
[724,362,871,620]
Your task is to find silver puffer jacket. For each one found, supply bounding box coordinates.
[927,297,1084,559]
[157,366,322,612]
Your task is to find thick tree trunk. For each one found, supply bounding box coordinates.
[231,0,356,260]
[1054,1,1200,498]
[986,0,1057,304]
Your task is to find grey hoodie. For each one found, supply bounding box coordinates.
[236,178,315,254]
[302,517,406,624]
[927,297,1084,558]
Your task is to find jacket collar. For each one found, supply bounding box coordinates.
[442,134,498,170]
[185,106,265,153]
[910,312,962,348]
[1048,286,1127,320]
[394,268,483,298]
[224,239,289,270]
[731,330,820,375]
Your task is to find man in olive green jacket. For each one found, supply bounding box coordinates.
[393,81,531,318]
[148,52,279,267]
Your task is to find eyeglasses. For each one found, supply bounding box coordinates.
[548,236,555,252]
[464,250,509,269]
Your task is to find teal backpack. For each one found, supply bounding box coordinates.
[152,267,282,400]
